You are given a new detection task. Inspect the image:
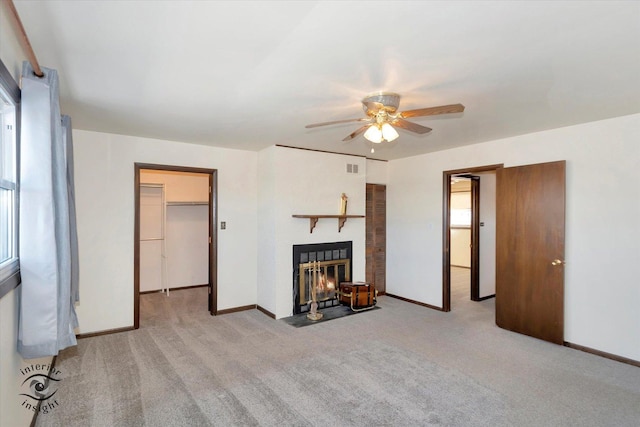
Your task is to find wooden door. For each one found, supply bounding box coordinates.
[470,176,480,301]
[496,161,565,344]
[366,184,386,294]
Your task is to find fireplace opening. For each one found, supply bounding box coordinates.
[293,241,352,315]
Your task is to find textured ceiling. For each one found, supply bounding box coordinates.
[12,1,640,160]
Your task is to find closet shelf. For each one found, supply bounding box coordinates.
[292,214,365,233]
[166,201,208,206]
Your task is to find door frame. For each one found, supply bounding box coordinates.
[442,164,502,311]
[134,163,218,329]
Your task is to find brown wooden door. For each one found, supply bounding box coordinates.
[496,161,565,344]
[470,176,480,301]
[366,184,386,294]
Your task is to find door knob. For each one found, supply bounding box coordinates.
[551,259,565,266]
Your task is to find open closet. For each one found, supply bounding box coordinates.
[139,170,210,293]
[134,164,218,328]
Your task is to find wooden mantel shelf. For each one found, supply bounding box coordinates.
[292,214,365,233]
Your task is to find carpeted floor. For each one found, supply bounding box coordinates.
[35,269,640,426]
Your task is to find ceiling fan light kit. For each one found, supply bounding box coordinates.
[305,92,465,152]
[381,123,399,142]
[363,125,383,143]
[364,122,399,144]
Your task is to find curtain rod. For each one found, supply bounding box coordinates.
[4,0,44,77]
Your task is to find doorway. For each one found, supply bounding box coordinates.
[443,161,566,346]
[442,164,502,312]
[134,163,218,329]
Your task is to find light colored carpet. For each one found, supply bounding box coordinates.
[35,271,640,426]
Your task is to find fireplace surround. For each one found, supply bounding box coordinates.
[292,241,352,315]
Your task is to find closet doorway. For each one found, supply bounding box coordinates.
[134,163,218,328]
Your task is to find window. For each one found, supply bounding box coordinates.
[0,59,20,298]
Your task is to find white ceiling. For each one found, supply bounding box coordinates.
[13,1,640,160]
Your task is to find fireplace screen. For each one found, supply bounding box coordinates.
[298,259,351,306]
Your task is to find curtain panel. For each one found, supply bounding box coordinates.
[18,62,78,358]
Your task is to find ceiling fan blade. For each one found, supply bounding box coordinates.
[342,124,371,141]
[392,118,432,134]
[305,118,369,129]
[399,103,465,118]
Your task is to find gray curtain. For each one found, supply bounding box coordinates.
[18,62,78,358]
[62,115,80,307]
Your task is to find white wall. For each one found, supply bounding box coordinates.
[139,185,165,292]
[257,146,278,314]
[388,114,640,362]
[450,192,471,268]
[0,7,22,78]
[72,130,258,333]
[366,159,388,184]
[450,229,471,268]
[166,205,209,288]
[140,170,209,202]
[1,11,53,427]
[257,146,366,319]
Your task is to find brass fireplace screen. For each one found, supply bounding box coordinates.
[298,259,351,306]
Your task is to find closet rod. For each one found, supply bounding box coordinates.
[4,0,44,77]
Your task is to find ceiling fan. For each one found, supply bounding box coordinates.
[305,92,464,151]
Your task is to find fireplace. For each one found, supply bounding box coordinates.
[293,241,352,315]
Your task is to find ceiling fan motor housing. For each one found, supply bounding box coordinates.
[362,92,401,115]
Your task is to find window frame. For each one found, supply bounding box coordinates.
[0,58,21,300]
